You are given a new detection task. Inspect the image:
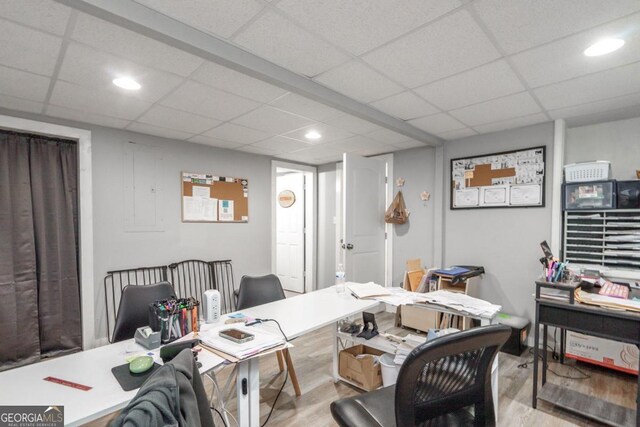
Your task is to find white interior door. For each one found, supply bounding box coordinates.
[342,154,386,285]
[276,171,305,293]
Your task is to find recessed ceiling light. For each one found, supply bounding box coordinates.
[112,77,141,90]
[305,130,322,140]
[584,38,625,57]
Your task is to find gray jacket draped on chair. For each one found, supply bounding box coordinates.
[111,349,213,427]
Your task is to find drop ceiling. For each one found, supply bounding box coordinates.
[1,0,640,165]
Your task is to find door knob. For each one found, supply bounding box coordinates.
[345,243,354,250]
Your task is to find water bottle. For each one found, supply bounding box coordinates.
[335,263,346,293]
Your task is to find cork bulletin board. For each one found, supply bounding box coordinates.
[181,172,248,222]
[451,146,545,209]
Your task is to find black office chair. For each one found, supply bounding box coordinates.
[331,324,511,427]
[235,274,301,396]
[111,282,176,343]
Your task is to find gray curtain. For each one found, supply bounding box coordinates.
[0,130,81,371]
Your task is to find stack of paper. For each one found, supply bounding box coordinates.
[575,289,640,313]
[370,287,430,306]
[346,282,391,298]
[199,326,285,360]
[393,334,425,365]
[419,290,501,317]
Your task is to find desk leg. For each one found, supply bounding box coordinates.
[560,328,565,364]
[332,321,339,382]
[542,325,548,386]
[532,305,540,409]
[480,318,499,422]
[236,358,260,427]
[637,346,640,427]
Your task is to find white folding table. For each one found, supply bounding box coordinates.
[0,338,225,426]
[228,287,380,427]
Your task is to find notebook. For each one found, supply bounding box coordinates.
[346,282,391,299]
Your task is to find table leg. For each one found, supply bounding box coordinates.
[560,328,565,364]
[637,346,640,427]
[532,305,540,409]
[542,325,548,386]
[332,321,339,382]
[236,358,260,427]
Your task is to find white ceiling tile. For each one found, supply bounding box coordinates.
[232,105,314,134]
[548,92,640,121]
[46,105,130,129]
[188,135,246,149]
[473,0,640,54]
[0,66,50,102]
[472,112,548,134]
[190,62,287,103]
[58,43,183,103]
[0,18,62,76]
[233,11,350,77]
[0,0,71,36]
[365,128,412,145]
[137,105,221,134]
[253,136,312,153]
[201,122,269,144]
[322,114,381,134]
[414,60,525,110]
[369,91,439,120]
[276,0,461,55]
[408,113,466,134]
[436,128,477,140]
[392,139,428,149]
[160,81,260,121]
[511,13,640,88]
[314,61,403,103]
[269,93,342,121]
[362,10,500,88]
[72,13,203,77]
[133,0,264,39]
[126,122,194,140]
[0,94,44,114]
[534,62,640,110]
[281,123,354,144]
[449,92,542,126]
[237,145,278,156]
[49,80,152,120]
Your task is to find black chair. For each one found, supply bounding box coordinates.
[236,274,301,396]
[331,324,511,427]
[111,282,175,343]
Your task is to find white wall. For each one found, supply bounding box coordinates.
[391,146,437,286]
[566,116,640,180]
[443,122,555,323]
[0,108,274,343]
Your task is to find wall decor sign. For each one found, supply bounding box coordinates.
[450,146,545,209]
[278,190,296,208]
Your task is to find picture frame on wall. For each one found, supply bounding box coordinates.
[450,146,546,210]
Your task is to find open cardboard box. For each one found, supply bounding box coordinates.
[339,344,384,391]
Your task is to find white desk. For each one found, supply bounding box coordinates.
[226,287,380,427]
[0,338,225,426]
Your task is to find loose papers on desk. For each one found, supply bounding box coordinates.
[575,289,640,313]
[346,282,391,298]
[419,290,501,317]
[199,325,285,360]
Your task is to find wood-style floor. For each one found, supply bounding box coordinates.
[87,312,636,427]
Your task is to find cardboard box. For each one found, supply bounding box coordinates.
[398,305,438,332]
[339,345,384,390]
[566,331,638,375]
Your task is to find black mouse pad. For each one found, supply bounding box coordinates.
[111,362,161,391]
